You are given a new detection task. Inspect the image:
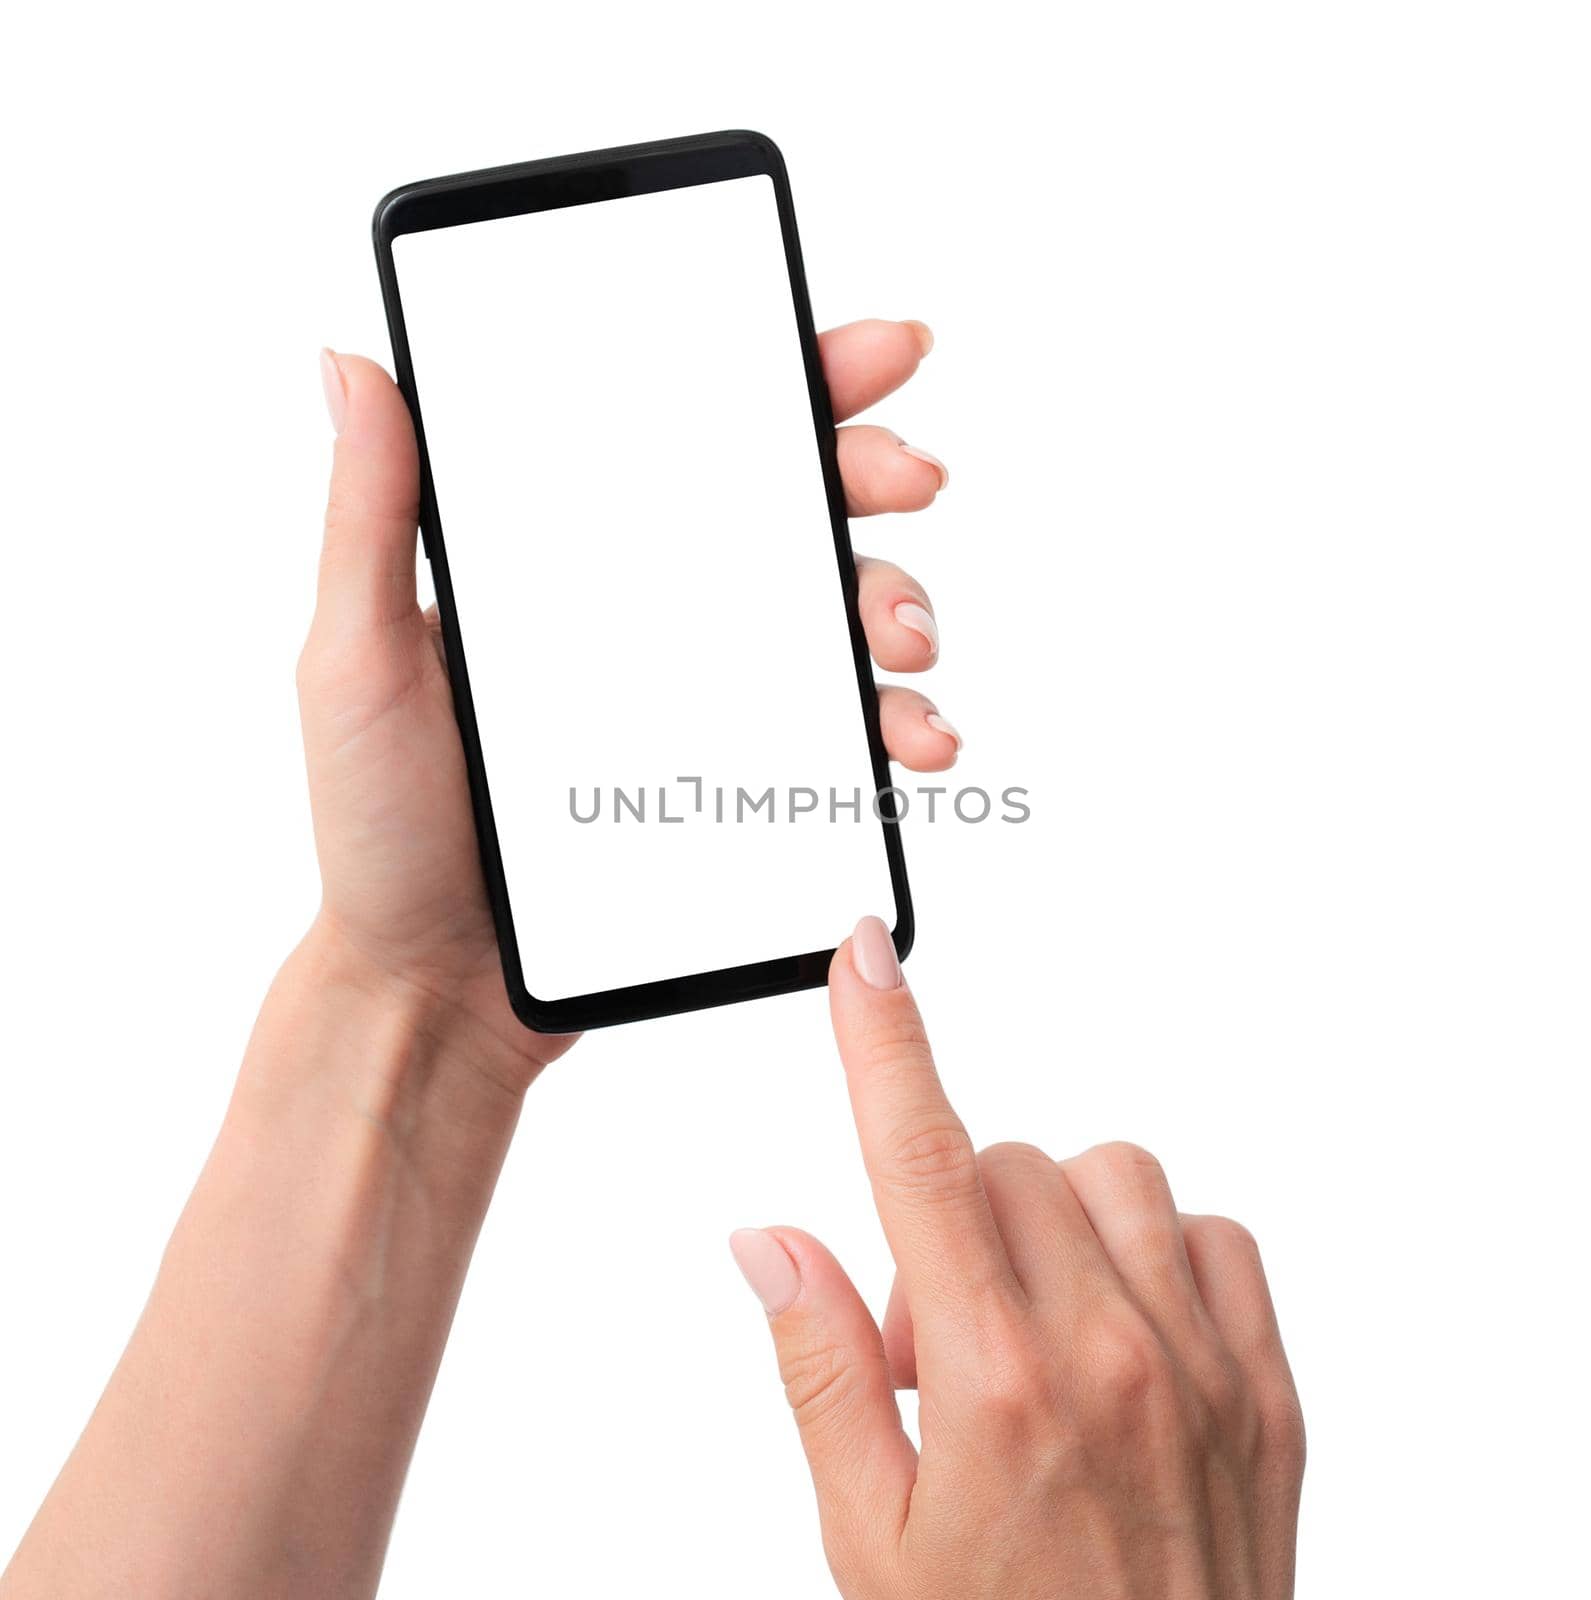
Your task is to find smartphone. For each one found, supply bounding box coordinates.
[373,131,911,1032]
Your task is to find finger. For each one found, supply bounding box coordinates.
[1060,1142,1206,1337]
[977,1142,1117,1304]
[729,1227,915,1554]
[1180,1212,1307,1578]
[879,686,962,771]
[880,1273,916,1390]
[819,319,934,423]
[316,350,421,631]
[827,918,1018,1338]
[838,425,948,515]
[1180,1215,1289,1371]
[857,557,938,672]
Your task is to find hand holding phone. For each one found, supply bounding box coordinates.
[375,133,948,1029]
[304,315,952,1080]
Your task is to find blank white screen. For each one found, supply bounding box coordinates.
[394,176,897,1002]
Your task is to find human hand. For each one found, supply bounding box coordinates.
[729,918,1305,1598]
[300,322,952,1089]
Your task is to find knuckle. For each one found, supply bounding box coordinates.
[779,1341,864,1434]
[1080,1308,1176,1420]
[978,1139,1053,1175]
[1258,1379,1308,1475]
[882,1119,978,1193]
[295,626,361,702]
[296,627,372,700]
[1087,1140,1167,1185]
[969,1318,1054,1430]
[1197,1214,1261,1258]
[864,1015,934,1066]
[855,552,908,588]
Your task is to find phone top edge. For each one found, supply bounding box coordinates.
[372,129,786,246]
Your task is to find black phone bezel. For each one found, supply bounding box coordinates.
[372,129,913,1033]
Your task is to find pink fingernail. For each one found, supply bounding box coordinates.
[850,915,902,990]
[894,600,940,657]
[320,348,347,436]
[900,443,949,489]
[904,319,935,357]
[926,713,963,750]
[729,1229,801,1316]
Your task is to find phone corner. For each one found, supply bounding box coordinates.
[504,976,574,1038]
[721,128,787,175]
[370,183,421,253]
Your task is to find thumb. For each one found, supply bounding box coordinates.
[729,1227,915,1561]
[315,349,421,632]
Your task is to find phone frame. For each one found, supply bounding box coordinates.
[372,130,913,1032]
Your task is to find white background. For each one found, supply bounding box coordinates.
[395,177,896,1000]
[1,3,1587,1595]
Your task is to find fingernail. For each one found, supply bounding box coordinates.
[900,443,949,489]
[894,600,939,657]
[850,915,902,990]
[926,712,963,750]
[729,1229,801,1316]
[320,348,347,436]
[904,319,935,357]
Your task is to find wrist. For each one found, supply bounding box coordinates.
[179,919,534,1363]
[281,911,553,1102]
[225,918,546,1217]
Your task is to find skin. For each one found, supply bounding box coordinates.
[739,921,1306,1598]
[0,317,1304,1597]
[0,319,954,1598]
